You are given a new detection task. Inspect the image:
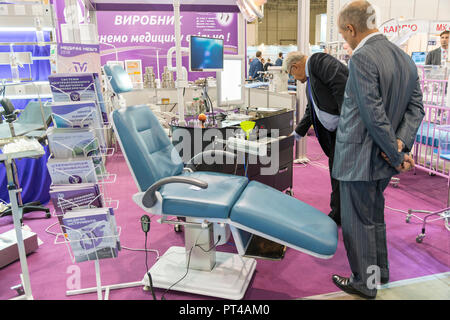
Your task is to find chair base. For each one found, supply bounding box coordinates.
[142,246,257,300]
[0,202,50,219]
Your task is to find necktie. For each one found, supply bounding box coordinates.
[307,78,320,139]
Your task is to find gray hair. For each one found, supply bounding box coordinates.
[282,51,306,73]
[338,0,377,32]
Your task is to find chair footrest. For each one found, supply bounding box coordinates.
[230,181,338,258]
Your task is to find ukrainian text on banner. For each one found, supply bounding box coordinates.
[96,11,239,81]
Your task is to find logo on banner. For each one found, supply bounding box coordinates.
[216,13,234,27]
[72,62,88,73]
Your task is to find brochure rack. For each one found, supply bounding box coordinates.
[54,225,126,300]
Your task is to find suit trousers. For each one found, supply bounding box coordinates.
[328,133,340,219]
[339,178,391,297]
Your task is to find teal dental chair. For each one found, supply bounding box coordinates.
[112,105,338,300]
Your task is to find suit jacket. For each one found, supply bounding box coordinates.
[332,34,425,182]
[249,58,264,80]
[425,47,441,65]
[295,53,348,157]
[264,62,273,71]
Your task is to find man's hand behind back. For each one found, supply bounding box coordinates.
[381,138,414,173]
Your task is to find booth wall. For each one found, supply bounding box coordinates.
[327,0,450,43]
[96,11,239,81]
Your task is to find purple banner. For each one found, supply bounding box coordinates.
[96,11,238,81]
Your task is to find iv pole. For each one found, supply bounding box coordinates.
[173,0,187,126]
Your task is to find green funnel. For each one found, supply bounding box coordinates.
[240,121,256,140]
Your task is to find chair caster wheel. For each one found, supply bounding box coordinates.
[11,284,24,296]
[174,224,182,232]
[406,216,411,223]
[46,213,51,218]
[416,234,425,243]
[285,190,294,197]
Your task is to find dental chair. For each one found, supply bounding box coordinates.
[112,104,338,300]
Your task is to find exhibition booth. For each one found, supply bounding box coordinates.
[0,0,448,302]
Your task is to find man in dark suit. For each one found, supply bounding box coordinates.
[284,51,349,225]
[248,51,264,81]
[332,0,424,299]
[425,30,449,65]
[263,58,274,71]
[275,52,283,66]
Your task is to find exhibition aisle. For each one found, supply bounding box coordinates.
[0,136,448,300]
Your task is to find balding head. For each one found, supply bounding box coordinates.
[338,0,377,32]
[337,0,378,50]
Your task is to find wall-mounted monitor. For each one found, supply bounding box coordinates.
[189,35,224,72]
[217,55,245,107]
[412,52,426,65]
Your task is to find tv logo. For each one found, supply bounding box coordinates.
[73,62,88,72]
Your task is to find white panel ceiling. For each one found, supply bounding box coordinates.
[90,0,238,5]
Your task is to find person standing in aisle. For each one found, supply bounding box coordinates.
[284,51,348,225]
[331,0,425,299]
[249,51,264,81]
[264,58,274,71]
[275,52,284,66]
[425,30,449,66]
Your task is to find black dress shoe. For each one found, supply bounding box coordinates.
[332,275,376,299]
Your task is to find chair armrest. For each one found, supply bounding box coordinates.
[142,176,208,208]
[185,150,237,171]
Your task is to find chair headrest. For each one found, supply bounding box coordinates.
[104,64,134,94]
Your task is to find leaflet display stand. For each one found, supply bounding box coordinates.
[54,225,125,300]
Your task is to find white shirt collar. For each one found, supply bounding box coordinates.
[353,31,382,53]
[305,56,310,78]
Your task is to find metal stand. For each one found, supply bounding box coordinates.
[57,227,145,300]
[0,148,45,300]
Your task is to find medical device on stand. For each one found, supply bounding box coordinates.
[0,97,48,300]
[266,66,288,93]
[406,70,450,242]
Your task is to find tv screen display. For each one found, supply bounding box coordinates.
[411,52,426,65]
[189,36,224,71]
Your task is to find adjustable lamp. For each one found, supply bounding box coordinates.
[236,0,267,22]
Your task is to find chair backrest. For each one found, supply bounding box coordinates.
[17,100,52,125]
[104,65,134,94]
[111,105,184,192]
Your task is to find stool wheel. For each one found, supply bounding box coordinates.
[416,234,425,243]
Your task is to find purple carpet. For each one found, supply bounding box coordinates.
[0,136,448,300]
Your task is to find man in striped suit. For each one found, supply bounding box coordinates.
[331,0,425,299]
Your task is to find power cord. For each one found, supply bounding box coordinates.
[161,232,222,300]
[141,215,157,300]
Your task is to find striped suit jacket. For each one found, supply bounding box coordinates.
[332,34,425,182]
